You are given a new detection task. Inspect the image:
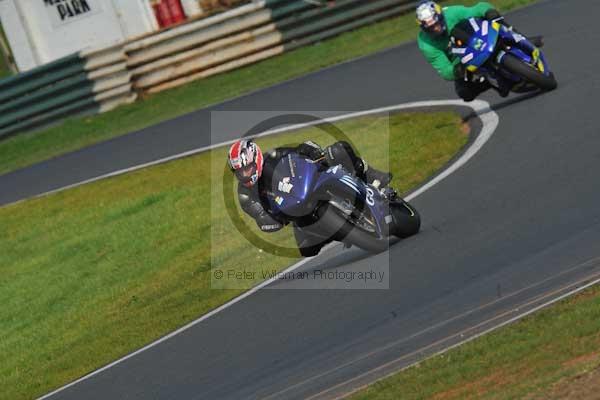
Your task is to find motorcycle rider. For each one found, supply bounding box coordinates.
[416,1,543,101]
[228,139,392,256]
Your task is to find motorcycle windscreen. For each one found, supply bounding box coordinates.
[266,154,320,218]
[452,18,499,71]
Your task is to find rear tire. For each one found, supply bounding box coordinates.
[316,204,389,253]
[501,53,557,91]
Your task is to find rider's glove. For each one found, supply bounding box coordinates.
[484,9,502,21]
[485,9,515,32]
[297,141,325,161]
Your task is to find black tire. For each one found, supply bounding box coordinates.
[315,204,389,253]
[501,53,557,91]
[391,200,421,238]
[293,224,328,257]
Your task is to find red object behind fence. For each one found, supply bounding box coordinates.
[152,0,186,28]
[166,0,186,23]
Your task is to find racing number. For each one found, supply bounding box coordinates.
[474,38,485,51]
[365,188,375,206]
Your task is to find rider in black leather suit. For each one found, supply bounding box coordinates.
[229,140,391,256]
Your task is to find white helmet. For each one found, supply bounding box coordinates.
[416,1,447,37]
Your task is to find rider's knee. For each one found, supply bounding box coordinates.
[456,87,477,102]
[460,93,477,102]
[298,244,322,257]
[455,79,478,102]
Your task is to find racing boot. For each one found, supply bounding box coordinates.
[353,156,392,189]
[495,76,511,98]
[365,165,392,189]
[496,84,510,98]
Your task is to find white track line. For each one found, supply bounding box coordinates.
[11,99,489,208]
[37,99,498,399]
[333,274,600,400]
[265,257,600,400]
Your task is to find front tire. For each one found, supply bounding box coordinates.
[316,204,389,253]
[391,200,421,238]
[501,53,557,91]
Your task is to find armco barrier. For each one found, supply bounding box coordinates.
[0,45,136,139]
[0,0,423,138]
[127,0,419,93]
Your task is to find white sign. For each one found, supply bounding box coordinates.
[43,0,101,27]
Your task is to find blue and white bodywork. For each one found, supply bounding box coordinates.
[265,154,394,239]
[450,17,555,93]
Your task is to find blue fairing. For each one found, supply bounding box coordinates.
[454,18,553,86]
[499,28,553,78]
[265,154,320,218]
[266,154,390,238]
[463,19,499,69]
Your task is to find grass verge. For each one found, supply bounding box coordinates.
[0,111,468,400]
[349,285,600,400]
[0,0,538,176]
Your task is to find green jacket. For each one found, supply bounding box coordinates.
[417,2,495,81]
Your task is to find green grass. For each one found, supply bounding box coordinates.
[0,111,468,400]
[349,285,600,400]
[0,0,538,176]
[0,55,12,79]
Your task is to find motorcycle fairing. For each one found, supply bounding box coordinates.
[266,154,392,238]
[452,17,552,84]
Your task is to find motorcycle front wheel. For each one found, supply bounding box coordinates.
[391,200,421,239]
[315,204,389,253]
[501,53,557,91]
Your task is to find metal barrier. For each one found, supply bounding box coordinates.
[0,0,421,138]
[0,45,136,139]
[130,0,419,93]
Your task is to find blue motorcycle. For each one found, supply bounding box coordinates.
[263,153,421,253]
[450,17,557,93]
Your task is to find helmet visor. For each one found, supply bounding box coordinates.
[421,17,445,34]
[234,162,257,184]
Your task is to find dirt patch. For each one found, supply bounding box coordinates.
[431,369,517,400]
[534,367,600,400]
[561,285,600,306]
[460,121,471,135]
[562,352,600,369]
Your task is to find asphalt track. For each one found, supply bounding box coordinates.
[9,0,600,398]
